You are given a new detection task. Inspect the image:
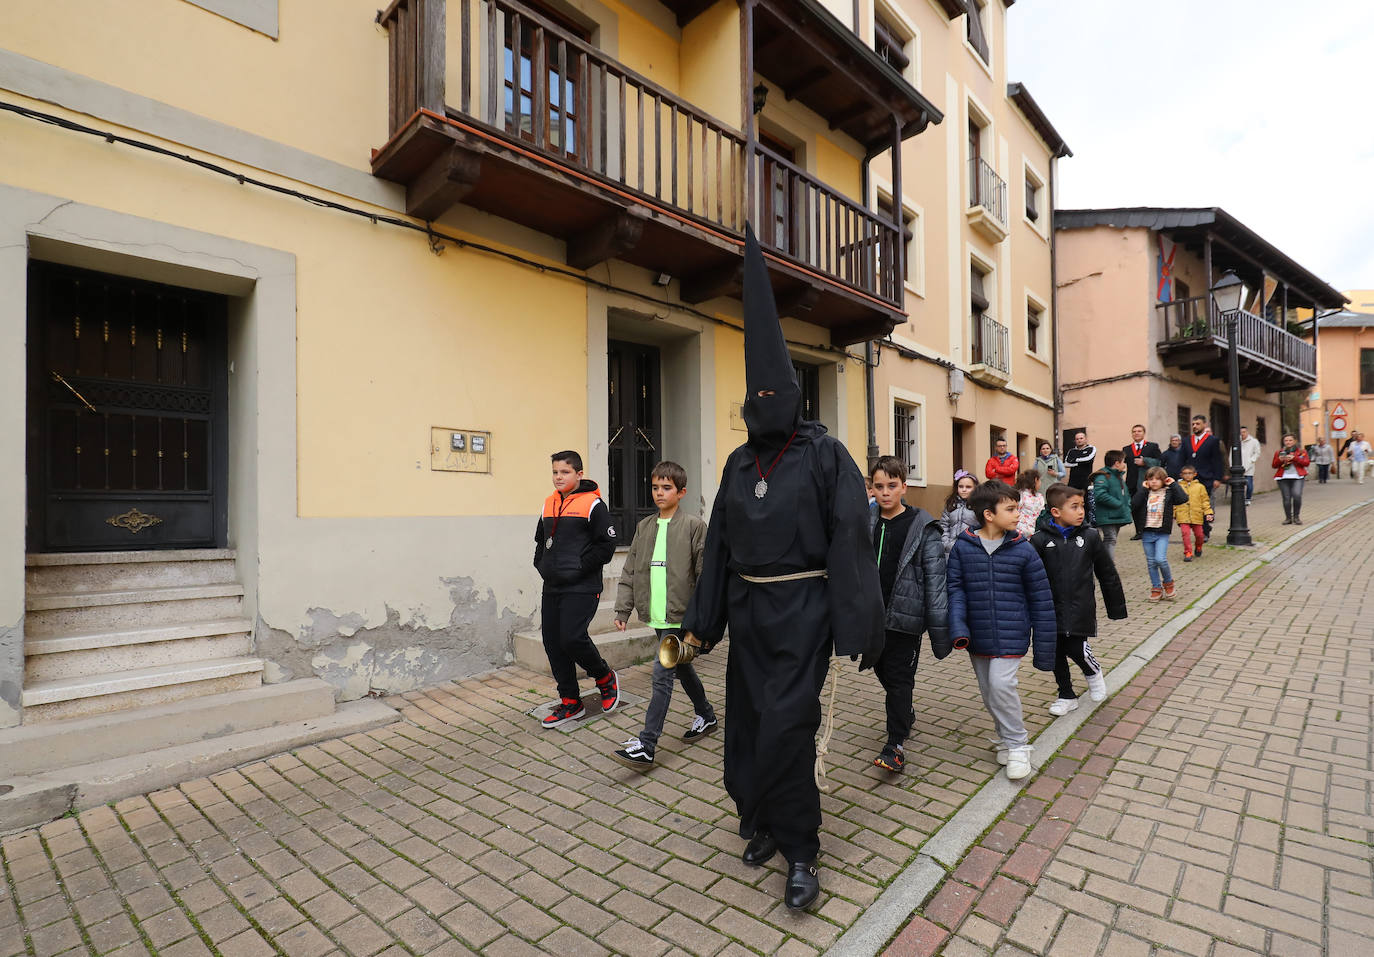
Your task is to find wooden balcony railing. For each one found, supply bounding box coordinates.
[378,0,901,310]
[970,314,1010,373]
[969,156,1007,226]
[752,143,899,303]
[1156,296,1316,384]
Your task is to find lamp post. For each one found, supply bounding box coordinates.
[1211,270,1252,546]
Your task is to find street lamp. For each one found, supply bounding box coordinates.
[1211,270,1251,546]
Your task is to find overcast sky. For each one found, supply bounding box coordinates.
[1008,0,1374,299]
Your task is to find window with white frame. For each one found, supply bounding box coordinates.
[874,3,918,86]
[878,194,921,293]
[1026,299,1044,355]
[965,0,990,64]
[893,399,921,480]
[1024,166,1044,224]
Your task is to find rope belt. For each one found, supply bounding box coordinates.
[737,569,828,583]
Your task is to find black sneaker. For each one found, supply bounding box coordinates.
[612,737,654,770]
[682,715,718,741]
[541,697,585,729]
[874,743,905,772]
[596,670,620,714]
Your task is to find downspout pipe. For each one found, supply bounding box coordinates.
[1049,154,1062,448]
[861,158,879,470]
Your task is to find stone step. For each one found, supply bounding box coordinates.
[24,583,245,635]
[21,656,264,723]
[513,625,660,674]
[25,549,238,594]
[0,678,337,778]
[0,696,398,834]
[26,628,254,682]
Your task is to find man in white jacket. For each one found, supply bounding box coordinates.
[1239,427,1262,504]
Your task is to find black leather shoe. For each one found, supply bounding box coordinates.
[785,861,820,910]
[741,831,778,866]
[1129,533,1143,541]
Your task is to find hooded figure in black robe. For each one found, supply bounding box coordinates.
[682,225,886,910]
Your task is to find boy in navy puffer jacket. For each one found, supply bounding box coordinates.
[948,482,1058,781]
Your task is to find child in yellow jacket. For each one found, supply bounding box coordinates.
[1173,466,1214,561]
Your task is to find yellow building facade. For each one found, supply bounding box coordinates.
[852,0,1070,514]
[0,0,947,722]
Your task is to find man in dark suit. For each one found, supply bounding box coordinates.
[1186,414,1227,541]
[1124,424,1163,540]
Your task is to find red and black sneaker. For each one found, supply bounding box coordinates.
[596,670,620,714]
[874,743,905,773]
[541,697,585,729]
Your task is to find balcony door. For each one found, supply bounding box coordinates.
[607,340,661,546]
[26,261,229,552]
[759,132,796,251]
[502,1,589,156]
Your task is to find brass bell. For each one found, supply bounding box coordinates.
[657,632,698,668]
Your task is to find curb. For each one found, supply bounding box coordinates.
[829,496,1374,957]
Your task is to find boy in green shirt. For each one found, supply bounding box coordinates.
[612,461,715,769]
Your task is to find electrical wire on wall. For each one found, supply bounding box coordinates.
[0,99,869,366]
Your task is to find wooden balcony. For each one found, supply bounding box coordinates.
[966,157,1007,244]
[968,313,1010,385]
[371,0,914,345]
[1156,297,1316,392]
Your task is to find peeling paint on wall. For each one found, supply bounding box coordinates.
[256,576,533,700]
[0,617,23,728]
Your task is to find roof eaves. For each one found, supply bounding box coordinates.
[1007,82,1071,157]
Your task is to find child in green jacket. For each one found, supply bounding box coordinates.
[611,462,715,769]
[1089,450,1132,563]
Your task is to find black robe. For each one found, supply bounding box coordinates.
[683,420,884,864]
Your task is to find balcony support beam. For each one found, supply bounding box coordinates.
[405,140,482,221]
[681,260,743,304]
[776,285,820,318]
[566,210,647,271]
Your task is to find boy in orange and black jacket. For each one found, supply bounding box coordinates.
[534,450,620,728]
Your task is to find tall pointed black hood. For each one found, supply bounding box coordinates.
[741,224,802,448]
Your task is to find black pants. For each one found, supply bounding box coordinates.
[540,590,610,701]
[1317,464,1330,483]
[874,631,920,747]
[1053,633,1100,700]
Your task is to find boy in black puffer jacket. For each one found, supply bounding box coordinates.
[867,457,951,774]
[1030,484,1128,718]
[533,450,620,728]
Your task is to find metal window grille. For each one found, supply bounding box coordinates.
[894,401,920,478]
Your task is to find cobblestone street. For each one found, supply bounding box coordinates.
[3,481,1372,957]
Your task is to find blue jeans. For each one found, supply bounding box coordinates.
[1244,475,1254,501]
[1141,530,1172,587]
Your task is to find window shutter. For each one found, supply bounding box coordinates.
[965,0,989,61]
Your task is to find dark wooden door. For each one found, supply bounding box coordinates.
[606,340,660,546]
[27,262,229,552]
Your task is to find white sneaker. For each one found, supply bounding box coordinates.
[1005,746,1034,780]
[1085,671,1108,702]
[994,743,1030,766]
[1048,698,1079,716]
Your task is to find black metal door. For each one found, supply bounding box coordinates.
[607,340,660,545]
[26,262,229,552]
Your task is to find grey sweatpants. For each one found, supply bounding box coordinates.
[971,655,1028,749]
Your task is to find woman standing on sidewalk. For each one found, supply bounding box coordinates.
[1273,434,1309,525]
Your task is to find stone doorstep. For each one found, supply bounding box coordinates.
[0,697,399,835]
[24,549,237,566]
[511,626,660,674]
[21,656,266,707]
[23,617,255,657]
[24,581,245,611]
[0,678,338,777]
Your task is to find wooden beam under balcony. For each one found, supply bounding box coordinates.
[566,211,647,270]
[654,0,717,26]
[406,142,483,221]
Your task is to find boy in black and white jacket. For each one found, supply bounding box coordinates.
[1029,483,1127,717]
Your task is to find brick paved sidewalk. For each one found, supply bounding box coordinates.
[0,482,1369,957]
[886,492,1374,956]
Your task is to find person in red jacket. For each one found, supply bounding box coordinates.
[985,437,1019,484]
[1272,433,1310,525]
